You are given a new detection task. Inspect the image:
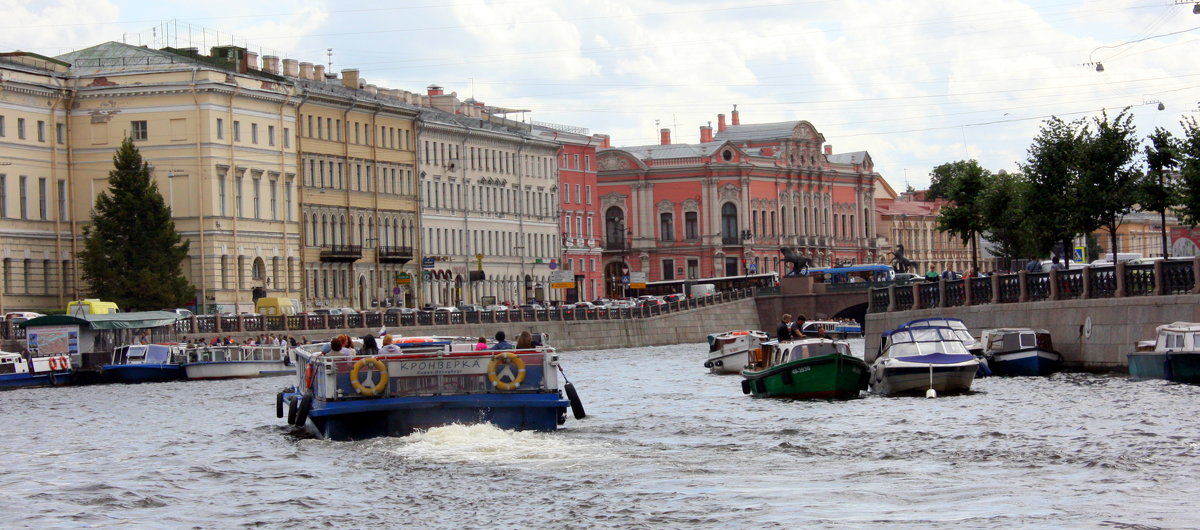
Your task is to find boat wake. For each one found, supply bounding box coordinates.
[386,423,614,467]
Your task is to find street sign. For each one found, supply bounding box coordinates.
[629,271,647,289]
[397,272,411,285]
[422,257,435,269]
[1073,246,1086,263]
[550,269,574,289]
[548,260,558,270]
[392,287,402,295]
[747,263,758,273]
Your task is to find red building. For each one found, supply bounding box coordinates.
[596,108,883,296]
[532,122,607,302]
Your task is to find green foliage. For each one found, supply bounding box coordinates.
[1075,109,1142,263]
[1177,116,1200,228]
[78,137,195,311]
[926,160,991,268]
[978,170,1036,260]
[1020,116,1088,258]
[1141,127,1180,257]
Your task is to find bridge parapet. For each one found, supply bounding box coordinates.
[868,257,1200,314]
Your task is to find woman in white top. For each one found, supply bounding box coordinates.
[378,334,403,355]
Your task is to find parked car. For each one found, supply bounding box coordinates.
[433,306,460,313]
[457,304,486,312]
[385,307,416,315]
[662,293,686,303]
[893,273,921,285]
[519,303,546,311]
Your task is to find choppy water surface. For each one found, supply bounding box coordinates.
[3,340,1200,528]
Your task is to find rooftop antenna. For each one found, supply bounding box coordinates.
[326,48,333,70]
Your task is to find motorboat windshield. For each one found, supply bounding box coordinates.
[787,340,851,362]
[897,318,977,348]
[883,326,971,358]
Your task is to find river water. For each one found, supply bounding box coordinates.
[3,340,1200,528]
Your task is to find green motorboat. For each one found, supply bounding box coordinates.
[741,338,869,399]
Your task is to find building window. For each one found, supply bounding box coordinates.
[218,174,226,216]
[37,121,46,142]
[252,177,261,218]
[57,179,67,221]
[235,175,243,217]
[0,174,6,217]
[662,259,675,280]
[687,258,699,279]
[584,155,591,172]
[721,203,738,242]
[268,125,275,146]
[725,257,739,276]
[283,127,290,148]
[131,120,147,141]
[18,118,26,139]
[19,176,28,219]
[216,118,224,139]
[56,123,65,144]
[685,211,699,240]
[270,180,277,220]
[585,185,592,204]
[38,178,47,220]
[251,123,259,144]
[660,212,674,241]
[0,116,5,136]
[233,121,241,142]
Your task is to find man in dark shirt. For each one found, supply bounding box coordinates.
[777,314,795,341]
[490,330,514,350]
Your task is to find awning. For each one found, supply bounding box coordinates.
[20,311,181,330]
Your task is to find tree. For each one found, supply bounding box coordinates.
[978,170,1036,263]
[79,137,194,311]
[1176,116,1200,228]
[926,160,991,269]
[1020,116,1088,260]
[1075,109,1142,264]
[1141,127,1180,257]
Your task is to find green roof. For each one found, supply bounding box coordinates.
[20,311,180,330]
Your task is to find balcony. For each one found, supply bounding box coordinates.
[378,245,414,264]
[319,244,362,262]
[605,240,627,251]
[722,236,741,246]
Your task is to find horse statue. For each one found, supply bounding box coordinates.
[890,244,915,273]
[780,247,812,277]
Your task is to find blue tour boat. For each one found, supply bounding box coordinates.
[276,335,585,440]
[102,343,188,383]
[0,350,73,389]
[979,328,1063,376]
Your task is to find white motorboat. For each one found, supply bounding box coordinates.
[870,324,980,397]
[704,330,770,374]
[183,344,291,380]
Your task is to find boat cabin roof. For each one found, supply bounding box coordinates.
[1155,322,1200,352]
[781,339,850,362]
[0,350,21,362]
[883,326,971,356]
[1157,322,1200,334]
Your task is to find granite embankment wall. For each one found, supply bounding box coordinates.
[864,294,1200,371]
[182,298,763,352]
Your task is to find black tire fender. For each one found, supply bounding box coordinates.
[565,382,586,420]
[295,394,313,426]
[287,396,298,425]
[276,392,285,419]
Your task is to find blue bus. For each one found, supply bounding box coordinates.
[804,264,895,285]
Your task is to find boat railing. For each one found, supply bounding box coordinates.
[299,347,557,400]
[866,257,1200,313]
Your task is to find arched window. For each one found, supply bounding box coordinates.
[252,257,266,281]
[721,203,738,242]
[659,212,674,241]
[605,206,626,248]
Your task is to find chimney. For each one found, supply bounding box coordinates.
[299,62,313,80]
[262,55,280,74]
[427,84,444,96]
[731,105,740,125]
[824,145,833,155]
[598,134,611,149]
[660,128,671,145]
[699,123,713,143]
[244,51,259,71]
[717,113,727,132]
[341,69,360,89]
[313,64,326,81]
[282,58,299,77]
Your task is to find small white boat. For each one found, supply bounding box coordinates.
[870,324,980,397]
[1128,322,1200,384]
[0,350,72,389]
[704,330,770,374]
[183,345,291,380]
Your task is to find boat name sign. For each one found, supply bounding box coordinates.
[792,366,812,375]
[386,357,487,377]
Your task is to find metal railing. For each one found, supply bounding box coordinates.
[868,258,1200,314]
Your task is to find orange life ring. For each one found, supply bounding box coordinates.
[304,363,315,389]
[487,352,527,391]
[397,337,434,344]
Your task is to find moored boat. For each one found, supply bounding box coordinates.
[870,324,980,397]
[101,343,188,383]
[1128,322,1200,384]
[980,328,1063,376]
[183,344,291,380]
[0,351,73,390]
[276,336,585,440]
[740,338,868,399]
[704,330,769,374]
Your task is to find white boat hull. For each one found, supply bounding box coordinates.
[869,359,979,396]
[184,360,291,380]
[705,350,747,375]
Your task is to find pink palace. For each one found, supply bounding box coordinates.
[595,107,885,297]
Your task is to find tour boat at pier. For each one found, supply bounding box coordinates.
[980,328,1063,376]
[1128,322,1200,384]
[740,338,868,399]
[0,350,72,389]
[870,324,980,397]
[183,344,291,380]
[276,335,585,440]
[101,343,188,383]
[704,330,769,374]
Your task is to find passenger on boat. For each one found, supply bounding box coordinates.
[516,331,534,350]
[379,335,403,355]
[490,331,514,350]
[360,334,379,356]
[475,337,488,351]
[777,314,796,341]
[792,315,807,338]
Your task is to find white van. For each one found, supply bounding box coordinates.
[1090,253,1141,267]
[689,283,717,298]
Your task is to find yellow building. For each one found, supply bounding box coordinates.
[0,42,422,314]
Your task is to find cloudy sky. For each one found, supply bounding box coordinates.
[5,0,1197,191]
